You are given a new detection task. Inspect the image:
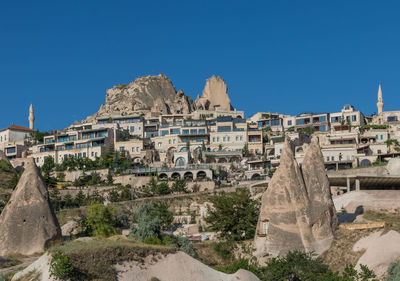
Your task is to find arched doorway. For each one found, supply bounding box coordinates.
[197,171,207,179]
[184,171,193,180]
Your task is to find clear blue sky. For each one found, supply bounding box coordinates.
[1,0,400,131]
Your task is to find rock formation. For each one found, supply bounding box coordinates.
[301,137,338,244]
[87,74,195,121]
[254,137,337,258]
[0,158,61,256]
[195,75,233,111]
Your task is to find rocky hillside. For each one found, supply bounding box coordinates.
[87,74,195,121]
[85,74,234,122]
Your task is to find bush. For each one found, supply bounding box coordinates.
[7,172,20,189]
[212,241,236,260]
[386,263,400,281]
[177,236,198,258]
[0,160,13,173]
[84,203,116,237]
[49,252,74,279]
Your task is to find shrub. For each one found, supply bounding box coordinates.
[84,203,116,237]
[177,237,198,258]
[386,263,400,281]
[7,172,20,189]
[212,241,236,260]
[0,160,13,172]
[49,252,74,279]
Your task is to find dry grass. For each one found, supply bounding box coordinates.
[363,210,400,232]
[49,236,176,281]
[321,228,377,272]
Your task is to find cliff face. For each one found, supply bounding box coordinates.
[86,74,235,122]
[195,75,233,111]
[87,74,195,121]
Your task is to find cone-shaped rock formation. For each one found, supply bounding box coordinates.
[254,137,337,258]
[0,158,61,256]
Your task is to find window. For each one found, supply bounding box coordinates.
[130,126,135,132]
[170,128,181,134]
[136,147,140,152]
[161,130,169,136]
[217,126,231,132]
[217,137,220,142]
[288,120,292,126]
[83,152,86,157]
[213,137,216,142]
[319,126,326,131]
[240,136,243,141]
[132,147,135,152]
[236,136,239,141]
[173,139,176,144]
[120,147,125,152]
[326,157,329,161]
[352,115,357,122]
[182,129,189,134]
[158,142,162,147]
[223,137,226,142]
[169,139,171,144]
[388,116,398,122]
[381,135,383,140]
[199,129,206,134]
[262,220,269,235]
[227,137,230,141]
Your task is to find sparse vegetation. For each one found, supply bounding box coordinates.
[50,252,74,280]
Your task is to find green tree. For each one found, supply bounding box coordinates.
[42,156,55,177]
[155,181,171,195]
[242,143,250,157]
[171,179,188,193]
[300,126,317,136]
[151,202,173,229]
[130,202,162,241]
[106,170,114,185]
[108,189,120,202]
[205,188,259,241]
[74,190,85,206]
[84,203,116,237]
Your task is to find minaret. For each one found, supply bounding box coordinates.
[377,83,384,115]
[29,103,35,130]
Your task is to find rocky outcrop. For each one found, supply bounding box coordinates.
[0,158,61,256]
[301,137,337,246]
[254,137,337,258]
[87,74,195,121]
[195,75,233,111]
[115,252,260,281]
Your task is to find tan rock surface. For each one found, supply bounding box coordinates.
[353,230,400,278]
[254,137,337,258]
[301,137,337,252]
[195,75,233,111]
[116,251,260,281]
[87,74,195,121]
[0,158,61,256]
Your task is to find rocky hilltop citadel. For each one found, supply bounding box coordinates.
[86,74,233,122]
